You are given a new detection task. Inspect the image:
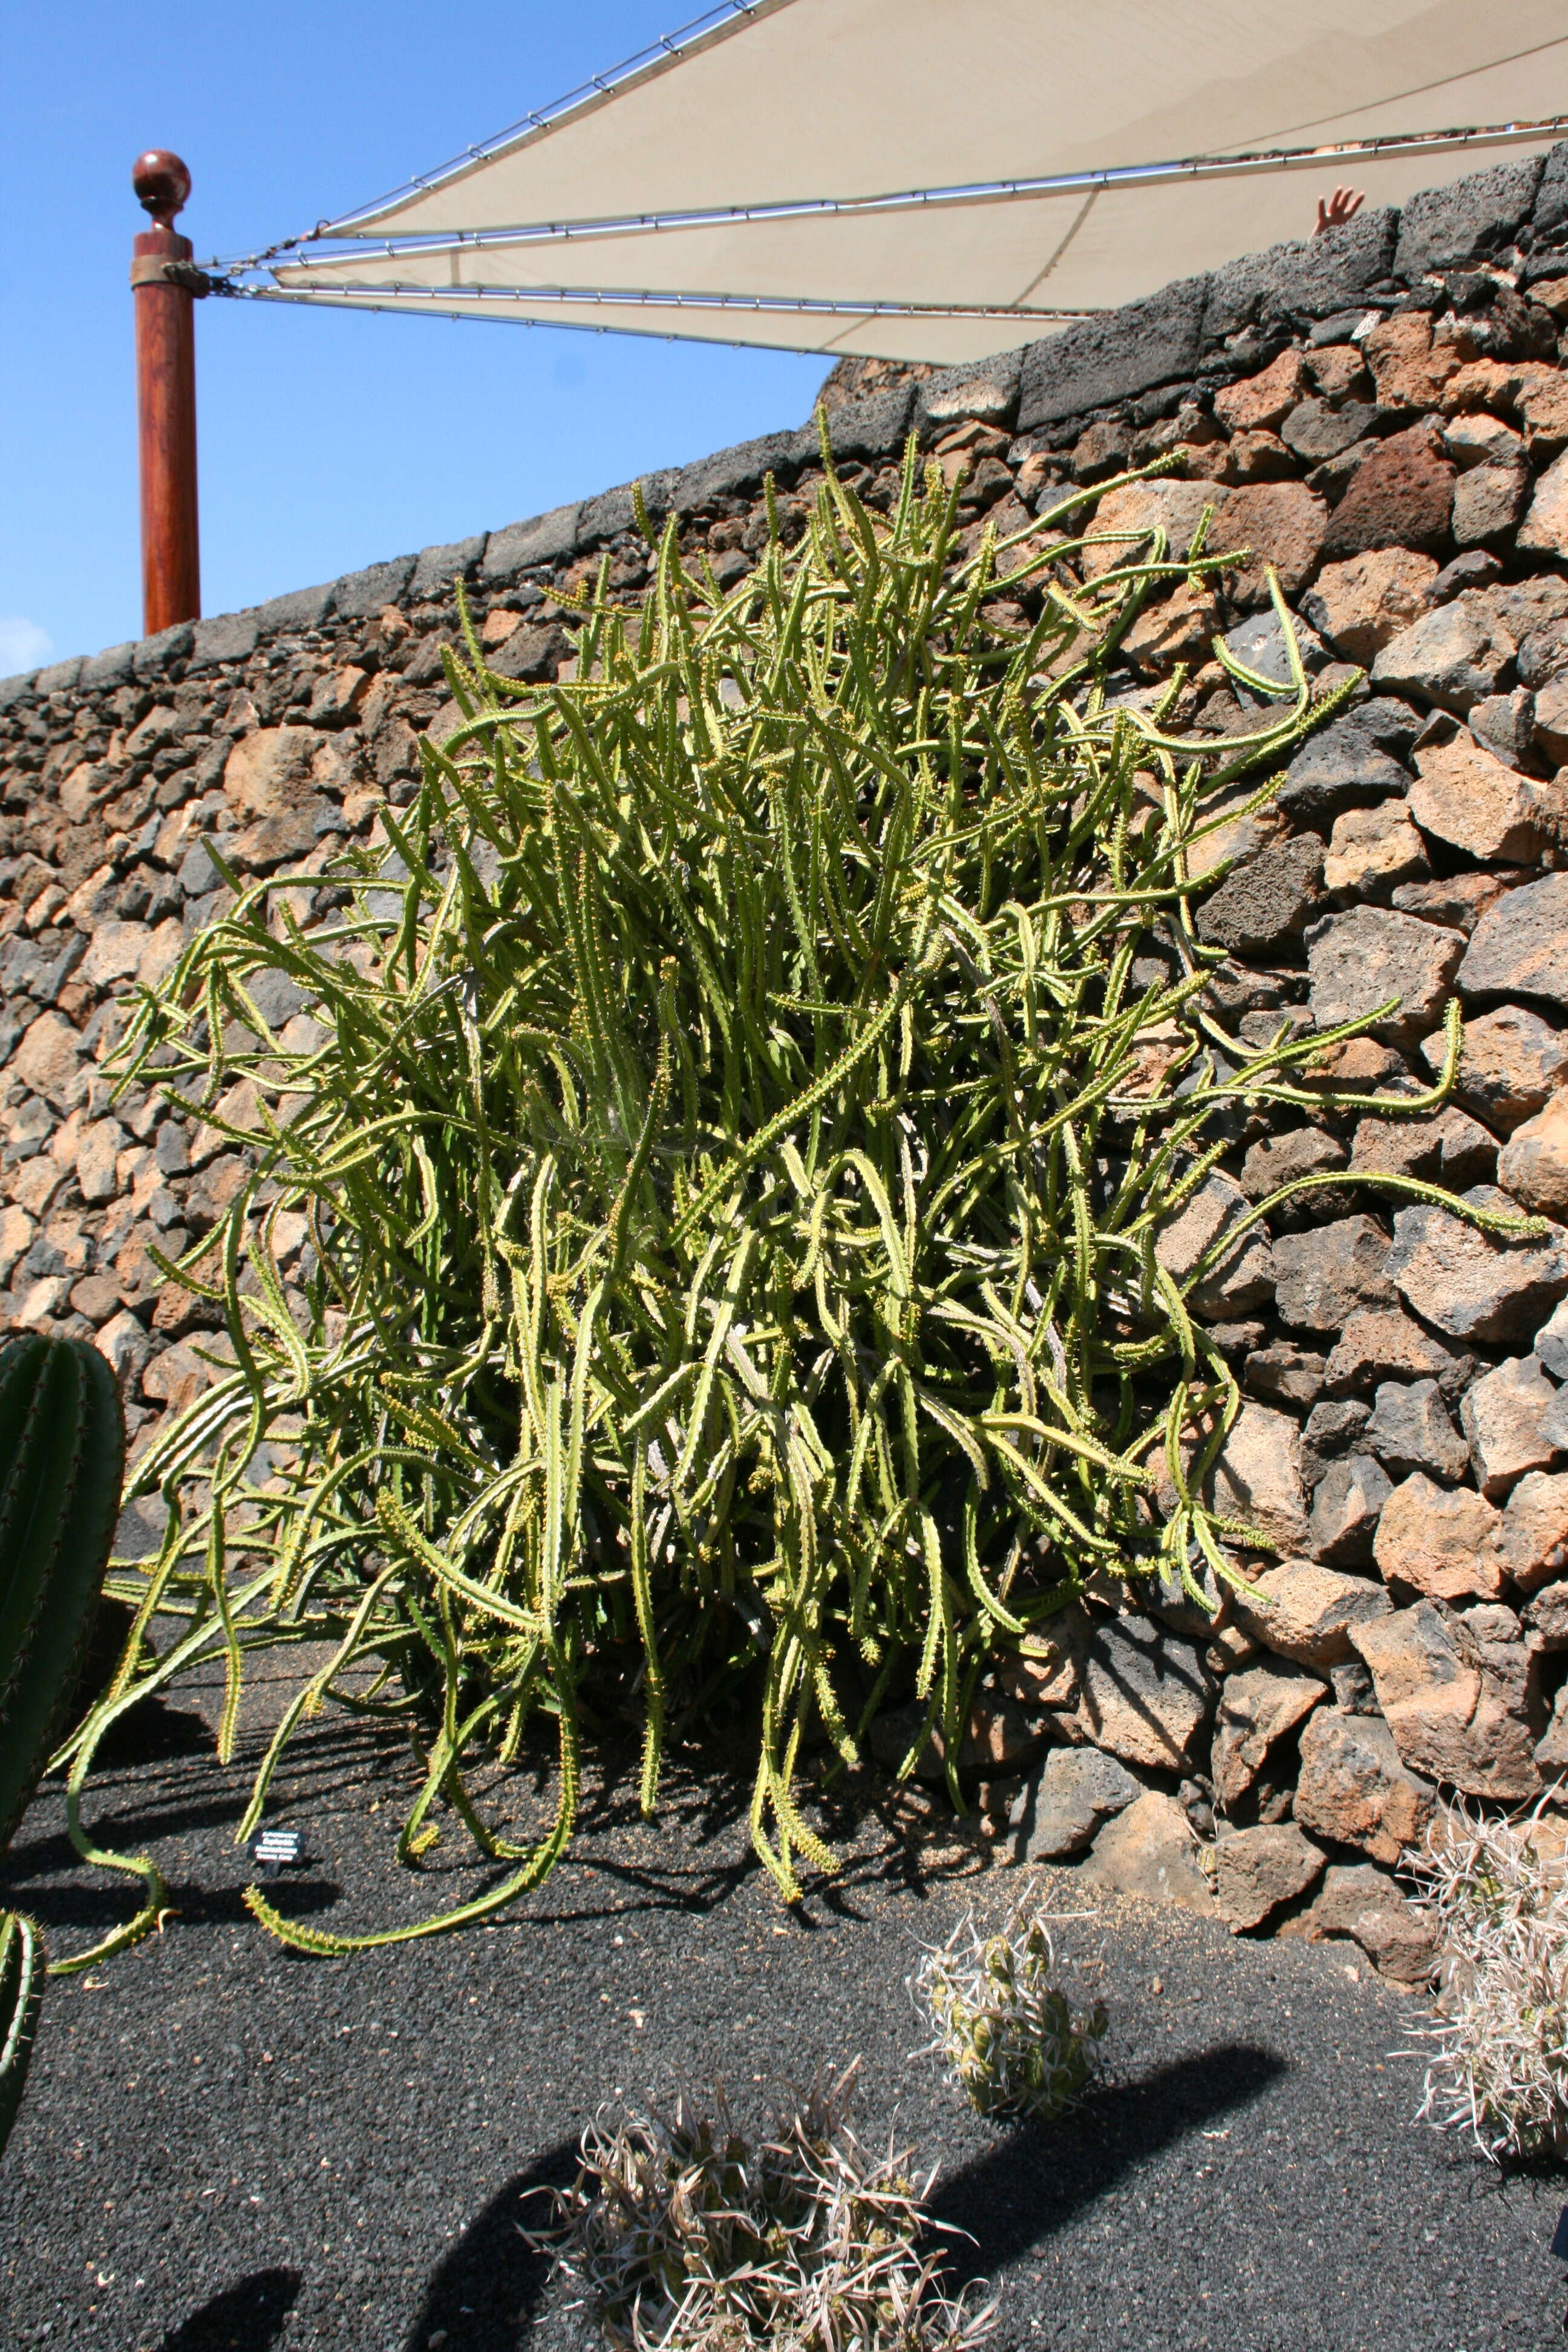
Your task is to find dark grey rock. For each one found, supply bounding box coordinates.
[2,936,42,995]
[1197,835,1323,956]
[1223,609,1327,696]
[1342,699,1424,756]
[1463,1355,1568,1497]
[1459,872,1568,1010]
[333,557,416,621]
[1534,140,1568,238]
[1138,1557,1227,1639]
[132,621,194,678]
[788,385,916,469]
[1386,1186,1568,1347]
[1370,590,1516,711]
[1536,1296,1568,1381]
[1322,1307,1475,1405]
[1278,707,1414,823]
[1202,210,1397,341]
[1492,574,1568,642]
[1515,617,1568,691]
[1394,156,1544,279]
[1426,549,1503,606]
[1281,399,1380,465]
[1309,1454,1394,1568]
[1210,1661,1330,1807]
[1308,436,1383,509]
[1013,1746,1142,1860]
[33,932,87,1007]
[1272,1216,1395,1334]
[1469,687,1535,768]
[1365,1379,1470,1484]
[176,837,225,898]
[916,350,1022,437]
[1524,1577,1568,1647]
[1206,961,1301,1018]
[480,505,583,584]
[79,642,137,691]
[0,670,36,711]
[1308,310,1376,345]
[673,433,799,512]
[577,472,678,547]
[1330,1658,1380,1713]
[1452,461,1529,549]
[191,611,260,669]
[34,658,83,694]
[1240,1126,1350,1212]
[1306,904,1464,1049]
[1205,1320,1268,1363]
[1079,1612,1217,1772]
[181,883,236,942]
[1153,1168,1275,1319]
[407,538,486,599]
[1245,1345,1327,1408]
[247,970,308,1031]
[487,622,572,682]
[255,582,336,637]
[1018,275,1210,430]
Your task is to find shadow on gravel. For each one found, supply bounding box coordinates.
[930,2042,1288,2279]
[156,2265,302,2350]
[0,1875,343,1935]
[1,1792,249,1880]
[405,2135,580,2350]
[96,1701,217,1767]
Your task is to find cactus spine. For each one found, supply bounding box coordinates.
[0,1335,126,2158]
[0,1334,126,1849]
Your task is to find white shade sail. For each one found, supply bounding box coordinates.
[235,0,1568,362]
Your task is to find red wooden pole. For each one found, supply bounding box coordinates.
[131,150,200,636]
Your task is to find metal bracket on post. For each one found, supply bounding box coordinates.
[129,253,215,296]
[132,149,201,638]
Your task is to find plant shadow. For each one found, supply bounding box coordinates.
[156,2265,302,2350]
[404,2136,581,2350]
[0,1875,344,1936]
[929,2041,1289,2281]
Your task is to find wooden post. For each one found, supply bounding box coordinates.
[131,150,200,636]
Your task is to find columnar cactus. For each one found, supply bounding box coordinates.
[0,1912,44,2157]
[0,1334,126,2157]
[0,1334,126,1849]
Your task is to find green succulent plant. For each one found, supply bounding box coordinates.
[63,422,1535,1956]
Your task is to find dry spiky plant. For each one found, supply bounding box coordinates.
[534,2063,996,2352]
[1403,1797,1568,2161]
[912,1898,1107,2119]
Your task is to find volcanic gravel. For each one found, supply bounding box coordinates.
[0,1658,1564,2352]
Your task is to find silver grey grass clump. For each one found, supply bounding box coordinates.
[51,413,1543,1969]
[913,1898,1107,2119]
[1404,1797,1568,2162]
[534,2065,997,2352]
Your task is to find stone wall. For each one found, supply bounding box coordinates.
[13,139,1568,1967]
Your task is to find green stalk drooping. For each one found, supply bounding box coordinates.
[61,427,1537,1955]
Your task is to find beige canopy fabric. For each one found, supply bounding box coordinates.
[243,0,1568,362]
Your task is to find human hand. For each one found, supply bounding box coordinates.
[1315,185,1365,236]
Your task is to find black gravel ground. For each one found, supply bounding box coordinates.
[0,1661,1563,2352]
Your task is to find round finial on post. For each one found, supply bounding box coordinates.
[131,149,200,633]
[132,150,192,227]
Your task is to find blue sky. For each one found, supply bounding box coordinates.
[0,3,826,671]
